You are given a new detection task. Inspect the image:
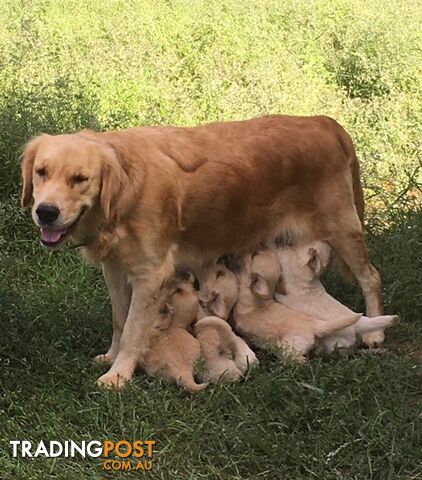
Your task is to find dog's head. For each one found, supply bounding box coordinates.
[155,273,199,330]
[21,132,128,248]
[198,258,239,320]
[277,241,332,284]
[225,250,284,301]
[249,250,284,299]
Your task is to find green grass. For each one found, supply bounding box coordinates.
[0,1,421,478]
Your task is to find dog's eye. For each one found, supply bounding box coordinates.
[216,270,225,279]
[172,287,183,295]
[36,167,47,177]
[72,174,88,184]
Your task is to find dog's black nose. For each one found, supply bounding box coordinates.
[36,203,60,224]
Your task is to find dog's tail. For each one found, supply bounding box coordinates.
[355,315,399,335]
[314,313,362,337]
[178,374,209,393]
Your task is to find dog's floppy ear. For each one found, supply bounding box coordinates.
[250,272,271,298]
[21,135,47,207]
[208,293,226,319]
[100,144,129,223]
[307,247,325,277]
[175,268,200,291]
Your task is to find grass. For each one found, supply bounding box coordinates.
[0,0,421,478]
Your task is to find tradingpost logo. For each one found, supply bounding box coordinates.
[10,439,156,472]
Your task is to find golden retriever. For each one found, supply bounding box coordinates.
[21,115,384,387]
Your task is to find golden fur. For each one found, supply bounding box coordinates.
[274,241,398,352]
[136,276,208,392]
[232,251,361,362]
[21,115,384,387]
[195,260,258,383]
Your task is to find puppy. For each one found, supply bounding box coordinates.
[231,251,360,362]
[195,259,258,381]
[195,317,246,383]
[274,241,399,352]
[197,258,240,320]
[141,274,208,392]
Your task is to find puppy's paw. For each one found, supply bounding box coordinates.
[362,330,385,348]
[97,371,131,389]
[93,353,116,365]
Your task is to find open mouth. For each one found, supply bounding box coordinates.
[40,208,86,248]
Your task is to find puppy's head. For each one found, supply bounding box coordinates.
[198,258,239,320]
[249,250,283,299]
[155,273,199,330]
[21,132,128,249]
[277,241,332,283]
[225,250,283,300]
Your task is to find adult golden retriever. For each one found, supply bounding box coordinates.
[21,115,384,387]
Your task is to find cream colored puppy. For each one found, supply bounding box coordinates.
[197,258,240,320]
[231,251,360,362]
[141,274,208,392]
[195,259,258,381]
[275,241,398,353]
[195,317,245,383]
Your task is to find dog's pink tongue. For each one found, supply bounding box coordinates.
[40,228,66,243]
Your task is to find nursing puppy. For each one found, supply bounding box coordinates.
[275,241,399,352]
[231,251,361,362]
[195,260,258,383]
[197,258,240,321]
[21,115,384,388]
[195,317,246,383]
[141,274,208,392]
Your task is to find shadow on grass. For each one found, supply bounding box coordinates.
[0,208,420,479]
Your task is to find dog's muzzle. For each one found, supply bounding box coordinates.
[39,207,87,248]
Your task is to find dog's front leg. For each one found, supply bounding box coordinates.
[94,258,132,365]
[96,281,151,388]
[96,251,174,389]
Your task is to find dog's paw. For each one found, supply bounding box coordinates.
[93,353,116,365]
[97,371,131,389]
[361,330,385,348]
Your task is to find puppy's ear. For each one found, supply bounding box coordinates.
[307,248,324,277]
[250,272,271,298]
[209,293,226,319]
[100,144,129,223]
[21,135,46,207]
[175,267,198,288]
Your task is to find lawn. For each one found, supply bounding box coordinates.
[0,1,421,478]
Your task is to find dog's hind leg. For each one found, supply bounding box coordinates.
[326,218,385,346]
